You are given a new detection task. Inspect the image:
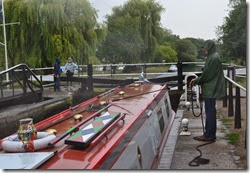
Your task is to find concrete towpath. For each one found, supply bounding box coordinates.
[158,99,241,170]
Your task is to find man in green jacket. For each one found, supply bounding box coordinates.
[191,40,225,141]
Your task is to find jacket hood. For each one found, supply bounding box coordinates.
[55,57,61,64]
[203,40,216,55]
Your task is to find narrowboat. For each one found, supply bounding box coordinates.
[0,82,175,169]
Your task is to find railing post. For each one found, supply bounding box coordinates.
[77,65,80,87]
[234,86,241,129]
[144,63,147,78]
[30,75,33,88]
[40,75,43,86]
[11,71,14,96]
[227,66,234,117]
[177,61,183,91]
[223,79,227,107]
[110,64,113,79]
[87,64,93,93]
[78,65,80,77]
[22,67,27,94]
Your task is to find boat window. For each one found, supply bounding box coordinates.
[157,108,165,134]
[165,98,170,117]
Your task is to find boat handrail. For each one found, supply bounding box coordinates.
[48,104,111,147]
[65,112,121,148]
[90,113,126,147]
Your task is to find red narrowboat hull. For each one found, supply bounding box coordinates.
[0,83,175,169]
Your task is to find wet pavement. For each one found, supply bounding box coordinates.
[158,98,242,170]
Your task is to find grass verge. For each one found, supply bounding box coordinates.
[226,133,240,145]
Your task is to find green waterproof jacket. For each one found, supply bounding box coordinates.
[195,40,225,98]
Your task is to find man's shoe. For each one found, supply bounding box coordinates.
[193,135,215,142]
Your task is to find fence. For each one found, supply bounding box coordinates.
[0,64,43,109]
[25,62,205,86]
[223,66,246,129]
[0,62,246,92]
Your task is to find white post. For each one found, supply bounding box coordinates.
[2,0,9,82]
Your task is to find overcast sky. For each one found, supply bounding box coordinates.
[89,0,230,40]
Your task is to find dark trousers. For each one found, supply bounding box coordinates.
[54,75,60,91]
[204,98,216,139]
[66,71,74,87]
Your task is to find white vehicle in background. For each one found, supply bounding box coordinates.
[117,66,124,71]
[95,66,103,72]
[167,65,177,72]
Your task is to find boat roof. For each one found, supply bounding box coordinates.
[1,83,167,169]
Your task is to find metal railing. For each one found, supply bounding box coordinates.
[5,62,244,89]
[222,65,246,148]
[78,62,205,79]
[0,64,43,109]
[223,66,246,129]
[26,62,205,84]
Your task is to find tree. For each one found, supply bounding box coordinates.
[99,0,164,64]
[0,0,102,68]
[154,43,177,63]
[99,14,143,64]
[184,38,205,60]
[217,0,246,65]
[88,56,100,65]
[157,28,180,49]
[176,39,197,62]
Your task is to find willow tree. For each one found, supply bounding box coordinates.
[100,0,164,64]
[0,0,101,68]
[100,14,143,64]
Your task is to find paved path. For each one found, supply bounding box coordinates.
[158,99,240,170]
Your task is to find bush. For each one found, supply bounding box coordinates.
[154,43,177,63]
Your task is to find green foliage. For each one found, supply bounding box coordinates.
[65,97,72,107]
[100,14,143,63]
[184,38,205,60]
[222,117,234,124]
[236,76,246,88]
[0,0,103,68]
[157,28,180,49]
[176,39,197,62]
[1,0,236,69]
[226,133,239,145]
[217,0,246,65]
[154,43,177,63]
[88,56,100,65]
[156,28,204,62]
[98,0,164,64]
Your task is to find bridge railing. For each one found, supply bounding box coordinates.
[0,64,43,109]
